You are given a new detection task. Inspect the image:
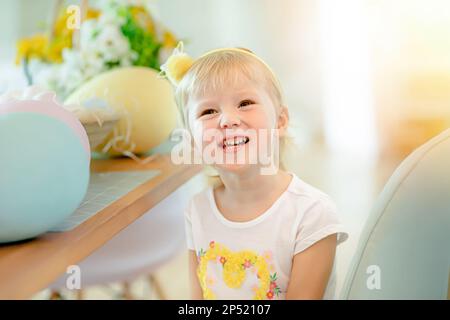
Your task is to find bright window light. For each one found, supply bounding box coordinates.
[318,0,378,157]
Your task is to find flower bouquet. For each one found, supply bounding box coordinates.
[15,0,181,154]
[16,0,179,100]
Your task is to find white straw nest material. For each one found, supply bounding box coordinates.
[65,98,158,164]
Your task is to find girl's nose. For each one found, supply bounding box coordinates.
[219,108,241,129]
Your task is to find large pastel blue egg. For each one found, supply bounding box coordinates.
[0,112,90,243]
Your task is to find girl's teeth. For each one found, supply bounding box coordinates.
[224,137,248,147]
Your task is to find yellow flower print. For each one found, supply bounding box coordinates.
[206,276,215,286]
[196,242,272,300]
[263,250,273,262]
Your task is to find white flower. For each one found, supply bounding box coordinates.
[99,0,145,10]
[80,14,136,64]
[97,24,131,61]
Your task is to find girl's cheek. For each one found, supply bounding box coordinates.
[253,117,276,131]
[191,127,203,149]
[246,108,276,129]
[192,121,210,149]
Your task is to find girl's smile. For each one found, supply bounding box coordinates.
[220,135,250,153]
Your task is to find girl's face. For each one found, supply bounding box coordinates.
[186,73,287,172]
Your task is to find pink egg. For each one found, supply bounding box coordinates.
[0,95,90,159]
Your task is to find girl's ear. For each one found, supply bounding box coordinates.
[277,106,290,135]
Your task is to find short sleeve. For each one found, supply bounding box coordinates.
[293,198,348,255]
[184,199,195,250]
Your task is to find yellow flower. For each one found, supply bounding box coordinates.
[130,6,155,35]
[164,53,194,84]
[16,6,100,65]
[86,8,101,20]
[162,30,177,48]
[160,42,194,86]
[52,10,74,41]
[46,37,72,63]
[16,34,48,65]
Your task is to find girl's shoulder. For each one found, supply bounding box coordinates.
[286,173,349,249]
[285,172,336,207]
[184,185,214,216]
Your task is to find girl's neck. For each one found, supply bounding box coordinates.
[215,167,292,205]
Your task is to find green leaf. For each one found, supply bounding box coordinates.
[119,7,162,70]
[91,29,100,39]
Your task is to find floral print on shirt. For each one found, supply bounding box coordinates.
[196,241,281,300]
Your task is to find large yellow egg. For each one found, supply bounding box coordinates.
[65,67,178,156]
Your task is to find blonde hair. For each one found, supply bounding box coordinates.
[172,48,296,186]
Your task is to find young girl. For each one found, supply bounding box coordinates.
[161,43,348,300]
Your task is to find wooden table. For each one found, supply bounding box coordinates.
[0,154,202,300]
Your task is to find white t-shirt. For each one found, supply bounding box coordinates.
[184,172,348,300]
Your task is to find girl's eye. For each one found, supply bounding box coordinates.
[239,100,255,108]
[199,109,217,117]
